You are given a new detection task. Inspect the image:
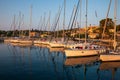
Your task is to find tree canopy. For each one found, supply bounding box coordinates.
[99,18,114,38]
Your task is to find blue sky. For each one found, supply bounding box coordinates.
[0,0,120,30]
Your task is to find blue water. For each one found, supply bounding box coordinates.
[0,43,120,80]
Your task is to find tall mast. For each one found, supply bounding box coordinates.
[102,0,112,39]
[73,5,77,36]
[43,12,46,31]
[18,11,21,37]
[56,6,60,38]
[21,14,24,36]
[38,16,42,31]
[48,11,51,35]
[13,15,16,37]
[79,0,82,43]
[38,16,42,39]
[29,5,32,38]
[40,16,43,32]
[85,0,88,44]
[63,0,66,41]
[113,0,117,51]
[57,15,59,38]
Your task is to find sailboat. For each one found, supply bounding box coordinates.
[64,0,106,58]
[49,1,66,48]
[100,0,120,62]
[18,5,33,45]
[34,12,50,45]
[4,15,20,43]
[48,45,64,52]
[100,53,120,61]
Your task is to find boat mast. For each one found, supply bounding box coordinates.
[40,16,43,33]
[21,14,24,37]
[18,11,21,37]
[29,5,32,39]
[57,6,60,39]
[43,12,46,31]
[85,0,88,44]
[63,0,66,41]
[73,5,77,37]
[66,0,80,43]
[113,0,117,51]
[48,11,51,35]
[102,0,112,39]
[12,15,16,37]
[57,13,59,38]
[79,0,82,43]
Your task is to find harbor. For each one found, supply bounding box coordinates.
[0,0,120,80]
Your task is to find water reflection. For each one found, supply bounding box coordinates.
[3,43,65,80]
[64,56,99,66]
[99,62,120,80]
[64,56,100,80]
[0,43,120,80]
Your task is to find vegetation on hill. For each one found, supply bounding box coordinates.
[0,18,120,39]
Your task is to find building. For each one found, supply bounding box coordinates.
[87,26,99,33]
[30,31,40,38]
[88,33,99,39]
[117,31,120,40]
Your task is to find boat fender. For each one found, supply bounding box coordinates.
[97,51,99,54]
[72,47,74,49]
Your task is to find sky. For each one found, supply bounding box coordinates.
[0,0,120,30]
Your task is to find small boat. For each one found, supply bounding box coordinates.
[10,42,19,46]
[34,39,50,45]
[4,37,19,43]
[34,40,42,44]
[64,56,99,66]
[10,39,19,43]
[49,40,65,48]
[100,53,120,62]
[48,46,64,52]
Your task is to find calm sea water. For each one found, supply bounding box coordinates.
[0,42,120,80]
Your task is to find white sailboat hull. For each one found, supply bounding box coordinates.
[100,54,120,61]
[49,43,64,48]
[19,40,33,44]
[4,39,11,43]
[34,40,42,44]
[10,39,19,43]
[65,49,99,58]
[41,41,50,45]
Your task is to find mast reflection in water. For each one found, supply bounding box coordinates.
[0,43,120,80]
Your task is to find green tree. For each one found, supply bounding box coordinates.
[117,24,120,31]
[99,18,114,38]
